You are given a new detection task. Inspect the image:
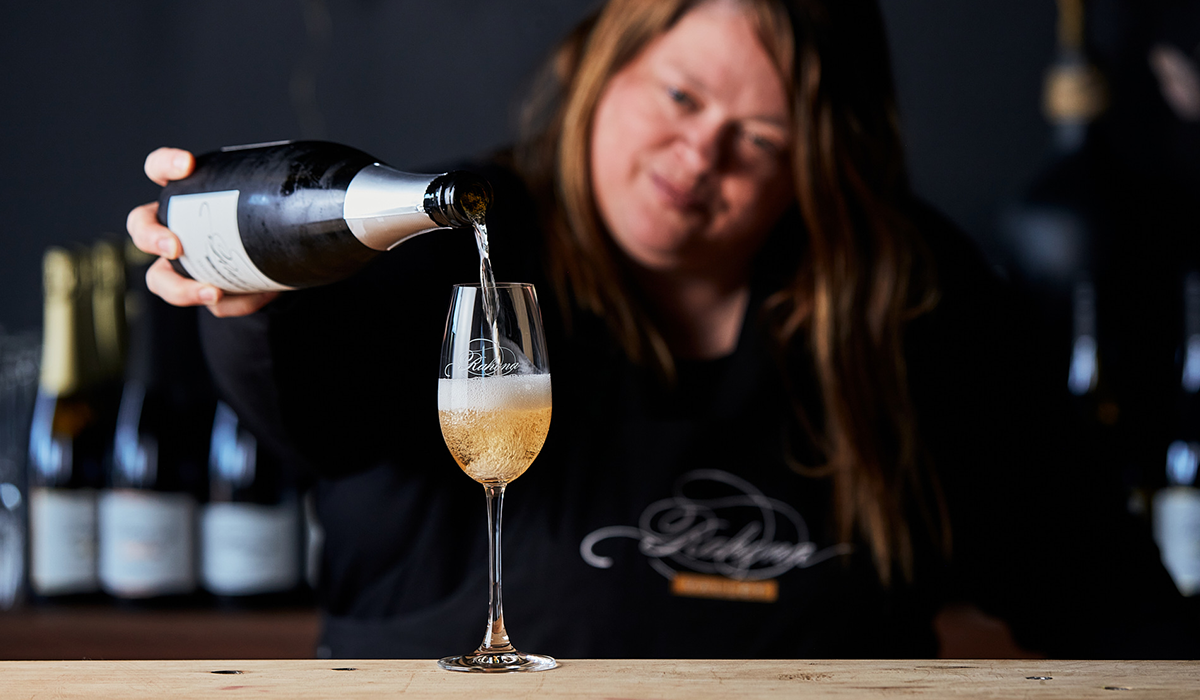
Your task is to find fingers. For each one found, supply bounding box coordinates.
[146,257,219,307]
[206,291,280,318]
[144,147,195,186]
[137,146,276,318]
[146,258,278,317]
[126,202,180,258]
[131,147,193,255]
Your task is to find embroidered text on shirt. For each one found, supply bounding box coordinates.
[580,469,851,582]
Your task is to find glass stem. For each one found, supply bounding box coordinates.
[479,482,514,654]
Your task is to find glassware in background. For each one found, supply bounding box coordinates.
[437,283,554,673]
[0,330,40,610]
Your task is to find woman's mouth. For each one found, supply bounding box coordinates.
[650,173,705,212]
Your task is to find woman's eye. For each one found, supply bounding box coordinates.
[745,132,783,156]
[666,86,696,109]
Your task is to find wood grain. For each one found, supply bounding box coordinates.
[1,659,1196,699]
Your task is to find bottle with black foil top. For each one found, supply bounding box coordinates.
[201,401,304,604]
[27,248,105,599]
[157,140,492,293]
[1154,272,1200,597]
[100,263,213,603]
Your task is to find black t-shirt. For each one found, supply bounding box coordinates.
[200,159,1199,659]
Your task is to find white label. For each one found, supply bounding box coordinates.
[98,490,196,597]
[29,487,97,595]
[1154,487,1200,596]
[201,501,300,595]
[166,190,294,293]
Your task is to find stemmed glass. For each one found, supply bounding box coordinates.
[437,283,555,672]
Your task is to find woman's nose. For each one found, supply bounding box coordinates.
[677,117,728,173]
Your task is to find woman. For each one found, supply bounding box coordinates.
[127,0,1197,658]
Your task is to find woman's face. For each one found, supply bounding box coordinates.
[590,1,794,278]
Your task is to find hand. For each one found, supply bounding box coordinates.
[126,147,279,317]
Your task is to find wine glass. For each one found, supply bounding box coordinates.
[437,283,555,672]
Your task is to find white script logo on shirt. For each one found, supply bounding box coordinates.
[580,469,852,581]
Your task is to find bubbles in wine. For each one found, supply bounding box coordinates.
[438,375,552,484]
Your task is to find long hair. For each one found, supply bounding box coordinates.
[514,0,946,584]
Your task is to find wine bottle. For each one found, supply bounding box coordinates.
[99,263,213,602]
[1001,1,1134,507]
[156,140,492,293]
[1000,0,1107,298]
[89,240,128,509]
[1153,272,1200,596]
[89,239,127,400]
[201,401,304,603]
[26,248,104,598]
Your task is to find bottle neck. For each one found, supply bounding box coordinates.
[342,165,492,251]
[1183,272,1200,394]
[39,250,80,396]
[1043,1,1105,152]
[1068,279,1098,396]
[91,241,126,383]
[342,164,448,251]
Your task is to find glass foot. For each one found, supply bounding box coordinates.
[438,651,557,673]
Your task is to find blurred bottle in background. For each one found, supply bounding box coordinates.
[99,253,212,604]
[90,240,128,459]
[999,0,1127,506]
[1153,272,1200,597]
[26,248,106,600]
[203,401,305,606]
[0,329,40,610]
[1000,0,1200,518]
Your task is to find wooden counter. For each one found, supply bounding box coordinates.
[0,603,1038,661]
[0,607,320,660]
[1,659,1196,698]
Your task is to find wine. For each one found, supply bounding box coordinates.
[27,248,104,597]
[202,401,302,599]
[438,375,552,484]
[157,140,491,293]
[101,260,212,600]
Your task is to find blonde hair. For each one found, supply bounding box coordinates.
[515,0,946,584]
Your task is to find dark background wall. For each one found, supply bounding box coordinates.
[0,0,1056,333]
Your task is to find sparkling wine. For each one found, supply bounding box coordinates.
[438,375,552,484]
[158,141,491,292]
[27,248,104,597]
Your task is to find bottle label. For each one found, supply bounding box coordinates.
[201,501,301,595]
[29,487,98,595]
[166,190,295,293]
[1153,487,1200,596]
[98,490,196,597]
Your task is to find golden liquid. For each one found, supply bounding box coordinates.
[439,405,551,484]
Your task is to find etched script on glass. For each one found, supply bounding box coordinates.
[444,338,524,379]
[581,469,852,581]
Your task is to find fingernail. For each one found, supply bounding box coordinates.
[157,238,176,257]
[173,153,190,171]
[199,288,219,304]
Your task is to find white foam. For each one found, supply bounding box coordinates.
[438,374,552,411]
